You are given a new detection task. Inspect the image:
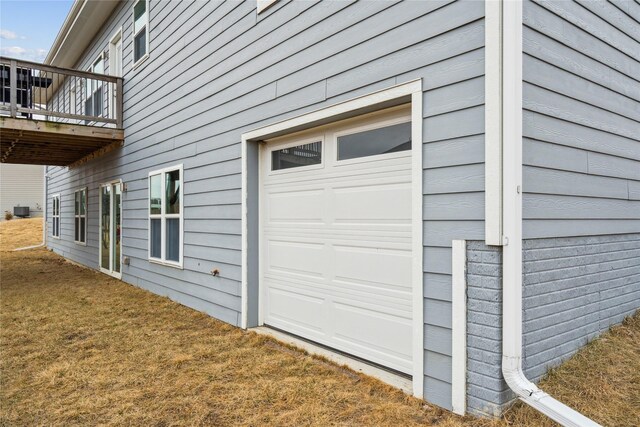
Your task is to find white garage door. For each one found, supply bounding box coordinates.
[261,107,414,375]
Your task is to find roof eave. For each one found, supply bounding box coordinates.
[45,0,120,68]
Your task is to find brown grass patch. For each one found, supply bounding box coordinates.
[501,313,640,427]
[0,219,637,426]
[0,217,42,251]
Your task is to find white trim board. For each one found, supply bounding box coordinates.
[451,239,467,415]
[485,0,503,246]
[241,79,424,398]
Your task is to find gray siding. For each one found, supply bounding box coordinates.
[0,164,44,219]
[466,236,640,416]
[522,0,640,239]
[45,0,487,410]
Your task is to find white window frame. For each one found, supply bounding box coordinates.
[132,0,150,69]
[148,164,183,268]
[99,180,124,279]
[257,0,277,14]
[267,134,325,176]
[108,27,123,119]
[85,53,104,122]
[51,194,61,239]
[333,114,412,166]
[74,187,88,245]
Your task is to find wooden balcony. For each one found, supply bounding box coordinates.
[0,57,124,166]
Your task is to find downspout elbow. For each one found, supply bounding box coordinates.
[502,355,540,398]
[502,341,601,427]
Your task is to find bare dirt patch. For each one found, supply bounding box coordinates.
[0,219,637,426]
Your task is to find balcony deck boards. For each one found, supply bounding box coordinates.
[0,117,124,166]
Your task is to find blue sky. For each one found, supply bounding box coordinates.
[0,0,73,62]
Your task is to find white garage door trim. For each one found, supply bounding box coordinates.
[241,79,424,397]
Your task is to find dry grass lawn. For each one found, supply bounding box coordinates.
[1,218,638,426]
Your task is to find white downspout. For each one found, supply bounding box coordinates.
[42,165,47,244]
[500,2,599,426]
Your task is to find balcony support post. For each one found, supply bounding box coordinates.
[116,78,123,128]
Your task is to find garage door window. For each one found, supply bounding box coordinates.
[149,164,182,267]
[337,121,411,161]
[272,141,322,171]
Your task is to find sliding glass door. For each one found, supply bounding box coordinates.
[100,181,122,278]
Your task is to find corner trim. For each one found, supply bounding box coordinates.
[485,0,503,246]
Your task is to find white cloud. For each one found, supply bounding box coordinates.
[0,46,26,55]
[0,46,48,62]
[0,29,18,40]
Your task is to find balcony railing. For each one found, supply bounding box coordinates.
[0,56,122,128]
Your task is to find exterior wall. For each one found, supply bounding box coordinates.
[45,1,487,409]
[0,164,44,219]
[465,242,504,416]
[466,235,640,416]
[522,234,640,383]
[522,0,640,239]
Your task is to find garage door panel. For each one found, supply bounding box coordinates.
[266,163,409,187]
[266,188,326,223]
[266,240,326,279]
[264,228,411,244]
[266,271,411,311]
[333,302,413,373]
[334,245,412,293]
[333,182,412,224]
[266,287,324,334]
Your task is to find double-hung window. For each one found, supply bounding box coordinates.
[51,195,60,238]
[133,0,149,66]
[74,188,87,244]
[149,165,182,267]
[85,55,104,119]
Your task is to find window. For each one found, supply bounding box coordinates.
[337,121,411,161]
[108,28,123,119]
[51,195,60,238]
[74,188,87,244]
[149,165,182,267]
[133,0,149,65]
[85,55,104,119]
[272,141,322,171]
